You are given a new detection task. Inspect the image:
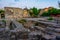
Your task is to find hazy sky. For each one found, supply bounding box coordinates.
[0,0,60,9]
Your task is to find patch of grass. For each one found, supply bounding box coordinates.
[18,19,27,24]
[48,17,54,20]
[2,20,6,23]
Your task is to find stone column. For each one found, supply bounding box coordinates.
[5,20,11,31]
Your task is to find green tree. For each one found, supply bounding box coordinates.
[41,7,59,17]
[57,9,60,14]
[48,8,58,15]
[0,10,5,18]
[48,17,54,20]
[41,12,50,17]
[0,10,5,14]
[29,7,40,17]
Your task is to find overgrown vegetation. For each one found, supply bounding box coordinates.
[29,7,40,17]
[0,10,5,14]
[2,20,6,23]
[48,17,54,20]
[18,19,27,24]
[41,7,60,17]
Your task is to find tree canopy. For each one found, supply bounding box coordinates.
[0,10,5,14]
[41,7,60,17]
[29,7,40,17]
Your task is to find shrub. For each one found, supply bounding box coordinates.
[18,19,27,24]
[48,17,53,20]
[2,20,6,23]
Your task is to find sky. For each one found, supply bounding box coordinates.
[0,0,60,9]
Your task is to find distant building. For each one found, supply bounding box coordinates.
[23,8,30,18]
[39,9,44,16]
[4,7,30,20]
[44,8,48,12]
[4,7,23,19]
[44,7,53,12]
[39,8,48,17]
[39,7,53,16]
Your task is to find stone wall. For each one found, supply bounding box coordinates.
[4,7,30,20]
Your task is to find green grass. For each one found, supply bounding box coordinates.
[48,17,54,20]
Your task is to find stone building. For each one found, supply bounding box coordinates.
[4,7,23,20]
[4,7,30,20]
[23,8,30,18]
[39,7,53,17]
